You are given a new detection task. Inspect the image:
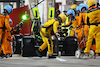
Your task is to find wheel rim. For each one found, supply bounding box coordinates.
[75,50,81,59]
[89,50,94,58]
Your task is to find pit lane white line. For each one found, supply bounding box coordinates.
[3,55,67,61]
[3,57,29,60]
[56,57,67,62]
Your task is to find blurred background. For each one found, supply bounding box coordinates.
[0,0,99,24]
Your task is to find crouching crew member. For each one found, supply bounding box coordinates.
[36,14,66,59]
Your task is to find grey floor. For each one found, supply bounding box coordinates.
[0,55,100,67]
